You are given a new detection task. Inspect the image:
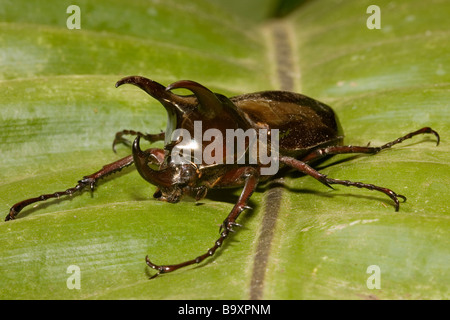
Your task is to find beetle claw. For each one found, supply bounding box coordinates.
[393,193,407,212]
[432,129,440,146]
[145,256,164,279]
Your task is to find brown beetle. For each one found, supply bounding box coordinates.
[6,76,440,278]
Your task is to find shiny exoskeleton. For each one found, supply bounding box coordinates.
[6,76,440,278]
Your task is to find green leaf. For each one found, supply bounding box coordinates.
[0,0,448,299]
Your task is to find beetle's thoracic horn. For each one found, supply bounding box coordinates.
[132,136,174,188]
[166,80,225,118]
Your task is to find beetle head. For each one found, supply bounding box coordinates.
[116,76,253,201]
[132,136,201,203]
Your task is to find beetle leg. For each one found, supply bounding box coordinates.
[5,154,134,221]
[145,167,259,279]
[5,148,165,221]
[301,127,440,162]
[112,130,164,153]
[280,156,407,211]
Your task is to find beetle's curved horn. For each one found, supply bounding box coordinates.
[116,76,193,114]
[166,80,225,118]
[132,136,174,188]
[116,76,171,100]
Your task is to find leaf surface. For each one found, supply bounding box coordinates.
[0,0,448,299]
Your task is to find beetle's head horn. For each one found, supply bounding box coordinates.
[132,136,175,188]
[116,76,246,123]
[116,76,194,114]
[116,76,200,147]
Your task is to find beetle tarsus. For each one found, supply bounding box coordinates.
[145,226,232,279]
[325,178,407,211]
[377,127,440,150]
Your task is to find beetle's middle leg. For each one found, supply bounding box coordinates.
[113,130,165,152]
[280,156,406,211]
[145,167,259,279]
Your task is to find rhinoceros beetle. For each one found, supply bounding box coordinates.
[6,76,440,278]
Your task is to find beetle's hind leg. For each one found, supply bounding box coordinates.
[280,156,407,211]
[112,130,164,153]
[301,127,439,163]
[289,127,440,211]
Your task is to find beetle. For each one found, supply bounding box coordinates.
[5,76,440,278]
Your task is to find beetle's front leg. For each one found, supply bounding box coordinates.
[5,154,133,221]
[112,130,165,152]
[5,148,165,221]
[145,167,259,279]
